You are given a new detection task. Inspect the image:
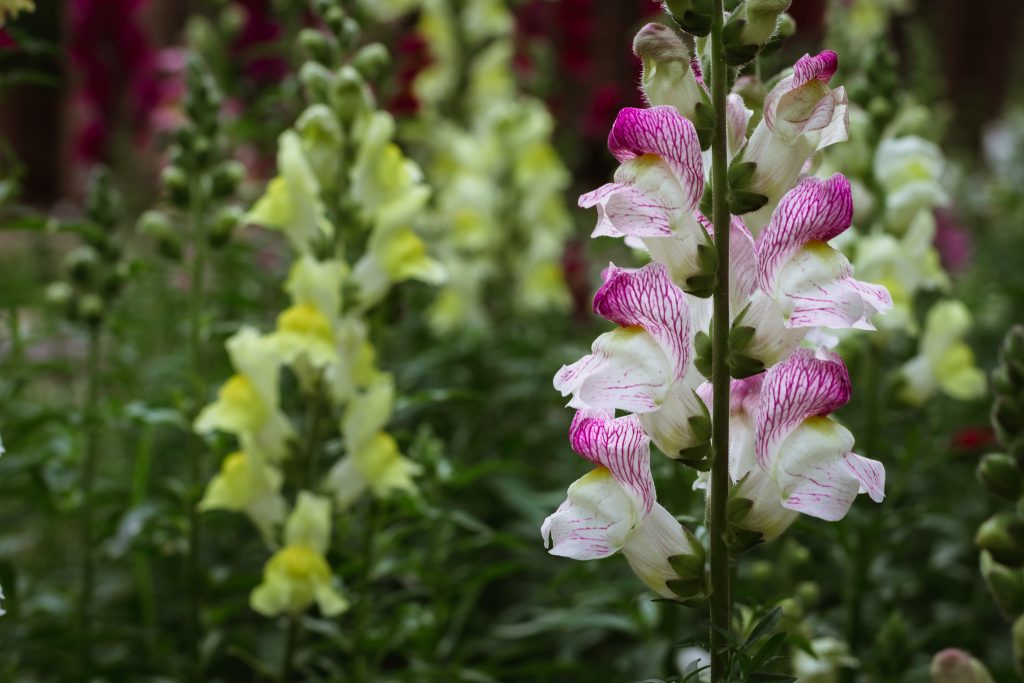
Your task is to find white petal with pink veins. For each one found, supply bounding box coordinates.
[542,468,641,560]
[775,242,893,330]
[593,263,691,380]
[755,347,851,471]
[569,411,654,516]
[606,106,704,210]
[553,327,673,413]
[621,503,697,598]
[771,417,875,521]
[579,182,676,239]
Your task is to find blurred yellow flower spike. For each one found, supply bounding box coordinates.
[899,300,986,406]
[251,492,348,618]
[0,0,33,26]
[199,452,287,547]
[247,130,333,254]
[195,328,295,464]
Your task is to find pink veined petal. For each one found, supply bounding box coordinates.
[773,417,863,521]
[755,348,852,471]
[729,217,759,305]
[553,327,672,413]
[843,452,886,503]
[784,271,894,330]
[792,50,839,88]
[607,106,704,211]
[579,182,676,238]
[756,175,854,291]
[569,411,654,517]
[541,467,640,560]
[593,262,691,380]
[774,243,894,330]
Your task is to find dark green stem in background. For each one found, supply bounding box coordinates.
[186,182,208,682]
[708,0,734,680]
[280,614,302,682]
[78,326,102,673]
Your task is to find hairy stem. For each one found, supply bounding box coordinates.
[708,0,733,680]
[78,326,102,672]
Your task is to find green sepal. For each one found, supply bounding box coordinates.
[684,224,718,299]
[726,526,764,554]
[982,551,1024,619]
[730,351,766,379]
[693,99,716,151]
[694,329,713,379]
[668,554,705,581]
[727,495,754,525]
[668,0,715,38]
[729,189,770,216]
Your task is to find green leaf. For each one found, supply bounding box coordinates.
[745,607,784,647]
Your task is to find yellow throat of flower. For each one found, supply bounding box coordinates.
[272,544,331,582]
[277,304,335,345]
[219,374,267,421]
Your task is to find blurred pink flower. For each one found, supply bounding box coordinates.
[933,208,973,274]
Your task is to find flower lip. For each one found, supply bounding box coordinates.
[792,50,839,87]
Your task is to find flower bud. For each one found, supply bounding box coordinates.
[994,397,1024,443]
[137,210,182,261]
[976,513,1024,568]
[65,246,100,286]
[210,160,245,200]
[298,28,334,65]
[331,65,369,122]
[742,0,791,46]
[161,165,191,209]
[632,23,707,127]
[337,17,361,50]
[981,551,1024,618]
[1015,615,1024,676]
[217,3,246,39]
[930,649,994,683]
[352,42,389,82]
[45,281,74,315]
[978,453,1022,501]
[663,0,715,37]
[299,61,335,103]
[209,206,242,248]
[77,292,105,326]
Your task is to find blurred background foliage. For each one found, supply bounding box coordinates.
[0,0,1022,681]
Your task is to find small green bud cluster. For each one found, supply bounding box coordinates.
[47,169,132,327]
[976,326,1024,676]
[661,0,793,66]
[148,56,243,257]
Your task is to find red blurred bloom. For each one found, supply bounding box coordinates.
[951,425,996,452]
[933,207,974,275]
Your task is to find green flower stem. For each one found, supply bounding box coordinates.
[708,0,734,680]
[280,613,302,682]
[78,325,102,672]
[186,180,209,682]
[131,425,159,655]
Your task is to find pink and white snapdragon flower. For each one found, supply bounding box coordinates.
[544,40,889,596]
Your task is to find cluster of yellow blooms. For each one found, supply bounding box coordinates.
[365,0,574,334]
[194,50,440,618]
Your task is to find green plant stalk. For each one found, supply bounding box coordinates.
[78,326,102,672]
[186,181,209,681]
[708,0,733,680]
[132,425,158,654]
[353,498,379,682]
[280,614,302,681]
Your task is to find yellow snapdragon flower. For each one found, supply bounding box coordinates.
[195,328,295,463]
[899,300,986,405]
[325,374,420,509]
[199,451,287,547]
[247,131,333,254]
[0,0,33,26]
[251,492,348,617]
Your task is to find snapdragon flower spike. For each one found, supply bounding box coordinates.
[542,410,704,598]
[741,51,850,232]
[755,348,885,521]
[579,106,713,292]
[755,175,892,332]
